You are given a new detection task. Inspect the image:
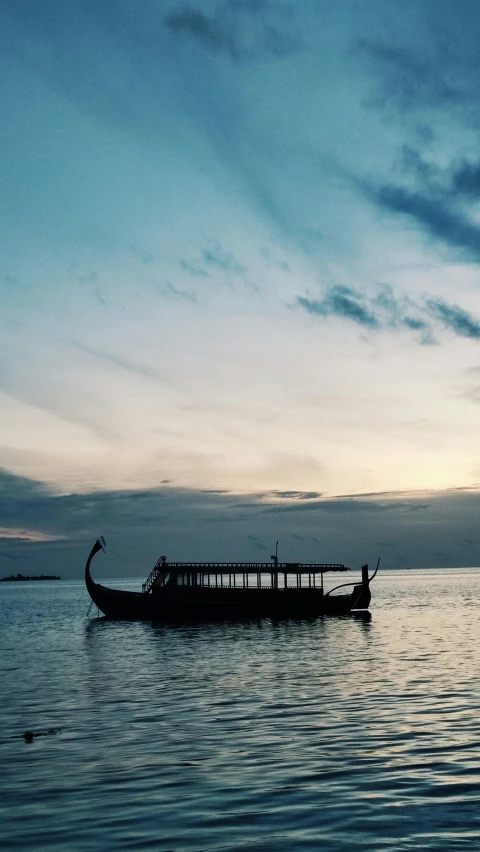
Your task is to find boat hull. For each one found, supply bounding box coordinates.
[87,581,370,620]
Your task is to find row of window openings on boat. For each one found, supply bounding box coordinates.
[162,572,325,590]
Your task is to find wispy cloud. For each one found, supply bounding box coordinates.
[295,283,480,343]
[358,38,462,112]
[0,527,63,543]
[403,147,480,207]
[246,533,266,550]
[451,160,480,197]
[270,490,323,500]
[360,143,480,263]
[72,342,163,382]
[163,282,197,302]
[202,244,247,277]
[164,1,302,62]
[296,286,379,329]
[366,182,480,259]
[165,8,225,50]
[427,298,480,339]
[262,497,432,515]
[179,260,210,278]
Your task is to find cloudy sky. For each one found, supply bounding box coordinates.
[2,0,480,576]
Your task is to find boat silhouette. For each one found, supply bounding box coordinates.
[85,538,377,619]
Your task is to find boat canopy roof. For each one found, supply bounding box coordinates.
[164,562,348,575]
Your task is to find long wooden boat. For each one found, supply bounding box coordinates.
[85,538,376,619]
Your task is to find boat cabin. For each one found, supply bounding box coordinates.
[143,555,349,596]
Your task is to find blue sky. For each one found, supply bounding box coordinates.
[2,0,480,575]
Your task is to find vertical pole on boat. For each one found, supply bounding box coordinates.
[271,541,279,590]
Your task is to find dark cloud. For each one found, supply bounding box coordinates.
[358,38,462,112]
[355,35,480,272]
[368,183,480,259]
[271,490,323,500]
[295,282,480,344]
[402,316,429,332]
[2,468,480,575]
[371,283,434,340]
[334,488,422,499]
[296,283,402,334]
[0,468,50,500]
[401,145,441,185]
[450,160,480,198]
[164,8,224,49]
[262,498,432,515]
[296,286,379,329]
[401,147,480,204]
[164,1,302,62]
[363,146,480,263]
[426,298,480,340]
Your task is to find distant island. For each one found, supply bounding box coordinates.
[0,574,61,582]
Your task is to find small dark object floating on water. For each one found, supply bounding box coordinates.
[85,538,378,620]
[23,728,60,743]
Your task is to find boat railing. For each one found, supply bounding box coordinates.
[190,577,325,590]
[143,558,348,593]
[142,556,168,594]
[165,562,347,572]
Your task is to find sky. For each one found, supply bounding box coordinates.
[2,0,480,576]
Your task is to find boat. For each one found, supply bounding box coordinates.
[85,538,377,619]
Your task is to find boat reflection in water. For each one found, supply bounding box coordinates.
[85,538,378,620]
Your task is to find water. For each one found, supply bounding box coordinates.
[2,569,480,851]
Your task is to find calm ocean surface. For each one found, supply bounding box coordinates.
[2,568,480,851]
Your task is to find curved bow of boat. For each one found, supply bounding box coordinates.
[85,537,106,600]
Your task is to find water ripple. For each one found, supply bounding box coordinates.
[2,570,480,850]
